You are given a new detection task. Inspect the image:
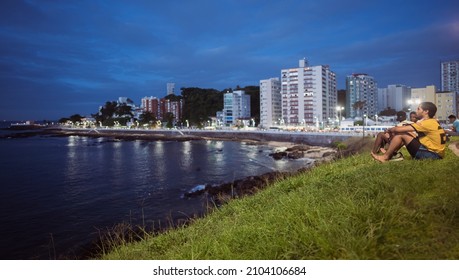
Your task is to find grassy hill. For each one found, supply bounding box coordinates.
[99,137,459,260]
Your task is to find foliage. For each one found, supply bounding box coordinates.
[331,141,347,151]
[58,117,70,124]
[164,112,174,128]
[164,94,182,102]
[379,107,397,116]
[242,85,260,125]
[353,100,366,117]
[58,114,84,124]
[180,87,223,125]
[93,101,133,126]
[138,112,157,125]
[179,86,260,126]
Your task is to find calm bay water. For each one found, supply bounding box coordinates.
[0,127,312,259]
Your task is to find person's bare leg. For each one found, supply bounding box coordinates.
[371,134,414,163]
[372,132,390,153]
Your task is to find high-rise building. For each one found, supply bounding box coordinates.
[377,84,411,113]
[346,73,378,118]
[441,60,459,116]
[409,85,436,111]
[141,96,160,119]
[441,61,459,92]
[436,91,457,121]
[141,96,183,123]
[259,78,281,128]
[223,90,251,125]
[160,98,183,123]
[281,59,337,126]
[167,83,175,95]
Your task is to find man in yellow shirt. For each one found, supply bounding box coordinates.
[371,102,446,162]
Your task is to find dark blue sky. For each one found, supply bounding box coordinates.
[1,0,458,120]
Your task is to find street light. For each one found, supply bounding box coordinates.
[408,98,421,112]
[363,114,367,138]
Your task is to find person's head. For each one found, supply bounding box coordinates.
[409,111,418,123]
[448,114,457,123]
[417,102,437,118]
[396,111,406,122]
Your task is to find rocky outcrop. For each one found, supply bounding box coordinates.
[269,145,337,162]
[183,171,296,203]
[184,144,337,204]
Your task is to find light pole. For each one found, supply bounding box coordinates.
[336,106,344,128]
[363,114,367,138]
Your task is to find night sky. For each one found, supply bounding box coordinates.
[1,0,458,120]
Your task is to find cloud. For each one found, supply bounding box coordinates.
[1,0,458,120]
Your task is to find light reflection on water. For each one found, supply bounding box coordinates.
[0,136,312,259]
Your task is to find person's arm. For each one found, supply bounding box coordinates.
[387,125,415,134]
[452,121,459,132]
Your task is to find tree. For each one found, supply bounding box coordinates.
[69,114,83,123]
[379,107,397,116]
[115,104,133,118]
[100,101,117,119]
[181,87,223,126]
[139,112,156,125]
[164,112,175,128]
[352,101,366,117]
[58,117,70,124]
[93,100,133,126]
[241,85,260,125]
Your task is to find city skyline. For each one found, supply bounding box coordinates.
[1,0,458,120]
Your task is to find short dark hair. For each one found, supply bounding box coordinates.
[448,114,457,119]
[409,111,416,116]
[419,102,437,118]
[396,111,405,117]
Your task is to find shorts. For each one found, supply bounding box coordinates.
[406,138,442,160]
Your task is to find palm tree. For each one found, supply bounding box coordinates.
[353,100,366,118]
[139,112,156,126]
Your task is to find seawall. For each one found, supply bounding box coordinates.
[48,127,355,147]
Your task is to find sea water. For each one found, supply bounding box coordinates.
[0,130,312,259]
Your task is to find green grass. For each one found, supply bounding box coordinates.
[99,137,459,260]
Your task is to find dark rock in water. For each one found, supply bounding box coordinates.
[269,145,337,161]
[287,150,304,159]
[183,171,293,200]
[286,145,310,152]
[269,151,287,160]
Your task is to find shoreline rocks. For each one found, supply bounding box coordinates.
[269,144,337,161]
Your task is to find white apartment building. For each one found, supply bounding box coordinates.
[346,73,378,118]
[166,83,175,95]
[409,85,436,111]
[441,60,459,92]
[440,60,459,117]
[281,59,337,126]
[223,90,251,125]
[436,91,457,121]
[377,84,411,113]
[409,85,457,121]
[259,78,282,128]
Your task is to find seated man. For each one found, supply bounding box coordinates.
[371,111,417,155]
[447,114,459,136]
[409,111,419,123]
[371,102,446,163]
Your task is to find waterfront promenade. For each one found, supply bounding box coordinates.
[49,127,358,147]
